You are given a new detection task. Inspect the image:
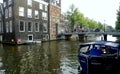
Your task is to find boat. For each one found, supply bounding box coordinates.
[78,41,120,74]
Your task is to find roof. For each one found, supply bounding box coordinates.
[80,41,120,47]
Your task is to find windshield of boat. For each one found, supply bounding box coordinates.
[79,45,89,53]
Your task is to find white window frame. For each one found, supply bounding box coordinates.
[6,22,9,33]
[39,3,43,10]
[0,14,1,21]
[43,34,49,40]
[35,10,39,19]
[43,23,48,32]
[53,0,57,5]
[27,8,32,18]
[4,2,6,7]
[19,20,25,32]
[28,21,33,32]
[42,12,47,20]
[5,9,8,19]
[28,0,32,6]
[28,34,33,41]
[45,5,48,11]
[35,22,39,32]
[9,7,12,17]
[56,0,59,4]
[0,22,1,33]
[8,0,12,5]
[19,7,24,17]
[10,21,12,33]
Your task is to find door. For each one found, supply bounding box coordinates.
[28,34,33,42]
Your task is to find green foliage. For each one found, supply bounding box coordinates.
[105,25,114,31]
[115,6,120,30]
[66,4,79,30]
[65,4,106,31]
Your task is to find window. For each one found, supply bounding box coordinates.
[42,12,47,20]
[53,0,57,5]
[0,23,1,32]
[6,22,9,33]
[43,34,49,40]
[4,2,6,7]
[10,21,12,32]
[28,0,32,6]
[39,3,43,10]
[28,34,33,41]
[19,7,24,17]
[8,0,12,5]
[53,26,56,32]
[5,9,8,18]
[35,22,39,32]
[19,21,25,32]
[27,9,32,18]
[45,5,48,11]
[9,7,12,17]
[28,22,32,32]
[0,14,1,20]
[35,10,39,19]
[56,0,59,4]
[43,23,48,32]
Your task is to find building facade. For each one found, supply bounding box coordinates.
[0,3,3,42]
[49,0,61,40]
[1,0,62,44]
[3,0,49,44]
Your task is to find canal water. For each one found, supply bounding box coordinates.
[0,40,81,74]
[0,35,117,74]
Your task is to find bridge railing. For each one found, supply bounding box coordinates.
[62,31,120,35]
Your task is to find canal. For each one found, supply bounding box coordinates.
[0,35,117,74]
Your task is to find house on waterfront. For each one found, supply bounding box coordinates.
[1,0,62,44]
[48,0,61,40]
[3,0,49,44]
[0,3,3,43]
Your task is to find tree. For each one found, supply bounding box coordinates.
[65,4,105,31]
[75,12,84,28]
[66,4,79,31]
[97,22,104,30]
[106,25,114,31]
[115,5,120,30]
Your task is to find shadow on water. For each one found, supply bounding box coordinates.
[0,40,82,74]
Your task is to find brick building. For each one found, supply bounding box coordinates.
[3,0,49,44]
[49,0,61,40]
[1,0,62,44]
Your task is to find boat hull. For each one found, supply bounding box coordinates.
[78,54,120,74]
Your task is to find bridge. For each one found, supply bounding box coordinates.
[58,31,120,41]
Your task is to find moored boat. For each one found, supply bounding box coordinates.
[78,41,120,74]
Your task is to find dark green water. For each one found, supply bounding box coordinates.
[0,40,81,74]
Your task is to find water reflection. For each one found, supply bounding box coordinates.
[0,40,80,74]
[96,35,117,41]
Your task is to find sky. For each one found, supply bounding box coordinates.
[61,0,120,28]
[0,0,2,3]
[0,0,120,27]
